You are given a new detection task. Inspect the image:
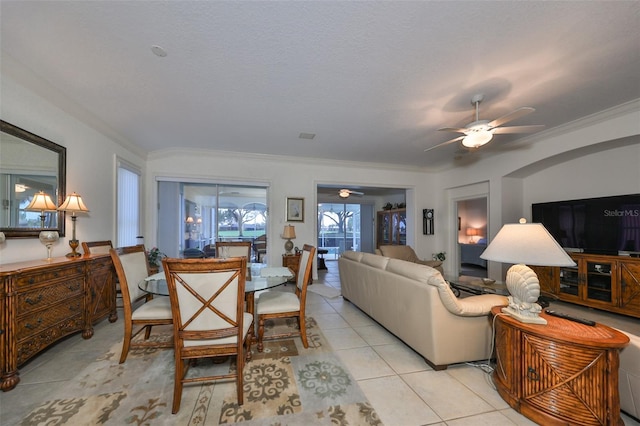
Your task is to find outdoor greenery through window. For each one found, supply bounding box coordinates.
[182,184,267,258]
[317,203,360,259]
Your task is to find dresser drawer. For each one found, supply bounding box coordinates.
[16,264,84,288]
[16,310,84,365]
[16,296,83,340]
[17,279,84,314]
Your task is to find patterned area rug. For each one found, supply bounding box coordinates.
[18,318,381,425]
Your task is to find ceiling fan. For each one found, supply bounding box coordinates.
[424,94,545,153]
[338,189,364,198]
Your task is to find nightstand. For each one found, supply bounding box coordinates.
[491,306,629,425]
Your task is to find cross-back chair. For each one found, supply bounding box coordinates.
[109,245,173,363]
[162,257,253,413]
[256,244,316,352]
[216,241,253,279]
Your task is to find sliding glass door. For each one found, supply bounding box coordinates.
[317,203,361,259]
[157,181,267,259]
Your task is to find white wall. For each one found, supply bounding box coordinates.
[2,57,638,271]
[0,59,145,264]
[433,103,640,279]
[145,150,436,265]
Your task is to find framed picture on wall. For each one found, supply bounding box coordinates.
[286,197,304,222]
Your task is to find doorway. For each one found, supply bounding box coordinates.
[456,197,488,278]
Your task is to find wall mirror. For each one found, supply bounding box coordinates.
[0,120,66,238]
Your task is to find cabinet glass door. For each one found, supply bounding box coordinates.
[559,266,580,298]
[378,212,390,246]
[585,261,614,304]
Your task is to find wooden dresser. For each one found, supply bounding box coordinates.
[491,306,629,425]
[0,254,117,392]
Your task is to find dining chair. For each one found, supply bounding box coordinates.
[109,245,173,363]
[162,256,253,413]
[83,240,123,308]
[216,241,253,279]
[256,244,316,352]
[253,234,267,263]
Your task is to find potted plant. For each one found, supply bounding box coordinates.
[147,247,166,273]
[432,251,446,262]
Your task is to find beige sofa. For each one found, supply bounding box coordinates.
[619,330,640,420]
[339,251,508,370]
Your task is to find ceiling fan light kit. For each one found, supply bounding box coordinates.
[337,189,364,198]
[426,93,544,153]
[462,128,493,148]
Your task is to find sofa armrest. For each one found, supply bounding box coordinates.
[454,295,509,316]
[428,274,507,316]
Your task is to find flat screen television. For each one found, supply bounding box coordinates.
[532,194,640,256]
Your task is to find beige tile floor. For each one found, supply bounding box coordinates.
[1,260,638,425]
[313,260,640,426]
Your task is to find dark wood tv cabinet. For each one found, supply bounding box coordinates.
[530,253,640,318]
[0,254,117,391]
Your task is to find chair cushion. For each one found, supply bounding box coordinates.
[131,296,173,320]
[379,245,417,262]
[183,312,254,347]
[257,291,300,314]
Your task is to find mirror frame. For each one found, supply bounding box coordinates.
[0,120,66,238]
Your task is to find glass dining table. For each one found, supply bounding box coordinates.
[138,264,294,315]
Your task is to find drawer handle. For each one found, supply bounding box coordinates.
[527,367,540,381]
[26,295,44,305]
[25,318,43,330]
[28,278,35,284]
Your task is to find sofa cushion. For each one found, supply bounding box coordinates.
[361,252,390,269]
[342,250,363,262]
[386,258,436,285]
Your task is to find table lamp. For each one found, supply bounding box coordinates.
[282,225,296,254]
[57,192,90,258]
[480,218,576,325]
[25,191,58,228]
[466,227,480,243]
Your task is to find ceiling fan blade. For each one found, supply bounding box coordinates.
[492,124,546,134]
[487,107,535,128]
[437,127,468,134]
[424,135,464,152]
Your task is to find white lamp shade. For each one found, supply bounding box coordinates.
[58,192,90,214]
[481,220,576,267]
[462,130,493,148]
[25,191,58,212]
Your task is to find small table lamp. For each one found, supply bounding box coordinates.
[282,225,296,254]
[480,218,576,325]
[25,191,58,228]
[466,227,480,243]
[57,192,90,258]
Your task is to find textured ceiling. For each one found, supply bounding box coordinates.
[1,1,639,169]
